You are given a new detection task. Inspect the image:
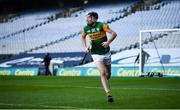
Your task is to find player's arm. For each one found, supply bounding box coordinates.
[106,29,117,45]
[102,24,117,48]
[81,29,89,53]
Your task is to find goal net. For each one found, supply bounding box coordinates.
[139,28,180,77]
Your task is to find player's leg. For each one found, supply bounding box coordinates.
[45,66,48,76]
[104,59,113,102]
[104,51,112,80]
[105,64,111,80]
[95,61,110,92]
[94,61,113,102]
[141,62,145,76]
[48,67,51,76]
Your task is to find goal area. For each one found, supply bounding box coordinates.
[139,28,180,77]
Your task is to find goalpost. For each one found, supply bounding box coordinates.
[139,28,180,77]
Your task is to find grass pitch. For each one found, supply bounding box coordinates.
[0,76,180,109]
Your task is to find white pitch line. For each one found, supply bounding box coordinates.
[112,87,180,92]
[30,85,180,92]
[0,102,78,109]
[79,86,180,92]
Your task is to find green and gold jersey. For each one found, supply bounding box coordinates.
[82,22,111,55]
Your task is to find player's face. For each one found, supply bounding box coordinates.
[86,15,96,26]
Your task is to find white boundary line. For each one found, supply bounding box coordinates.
[31,85,180,91]
[80,86,180,91]
[112,87,180,91]
[0,102,78,109]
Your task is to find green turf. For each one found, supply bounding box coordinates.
[0,76,180,109]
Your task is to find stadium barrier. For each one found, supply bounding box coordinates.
[0,66,180,77]
[0,67,39,76]
[56,66,180,77]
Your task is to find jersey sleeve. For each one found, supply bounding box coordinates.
[82,28,87,37]
[102,23,111,32]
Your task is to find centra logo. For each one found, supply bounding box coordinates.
[0,70,11,75]
[15,70,35,76]
[87,68,99,76]
[59,69,81,76]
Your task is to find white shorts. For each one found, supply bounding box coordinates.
[91,52,111,65]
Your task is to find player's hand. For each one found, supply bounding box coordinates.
[84,47,89,53]
[102,42,110,48]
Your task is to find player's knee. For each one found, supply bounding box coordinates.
[100,70,107,76]
[107,75,111,80]
[100,72,106,77]
[100,69,110,78]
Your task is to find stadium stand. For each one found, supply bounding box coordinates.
[0,10,59,39]
[0,0,137,54]
[30,0,180,53]
[0,7,82,41]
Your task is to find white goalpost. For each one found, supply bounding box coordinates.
[139,28,180,77]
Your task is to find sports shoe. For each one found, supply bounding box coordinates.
[107,96,114,103]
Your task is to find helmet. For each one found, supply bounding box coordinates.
[87,11,98,19]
